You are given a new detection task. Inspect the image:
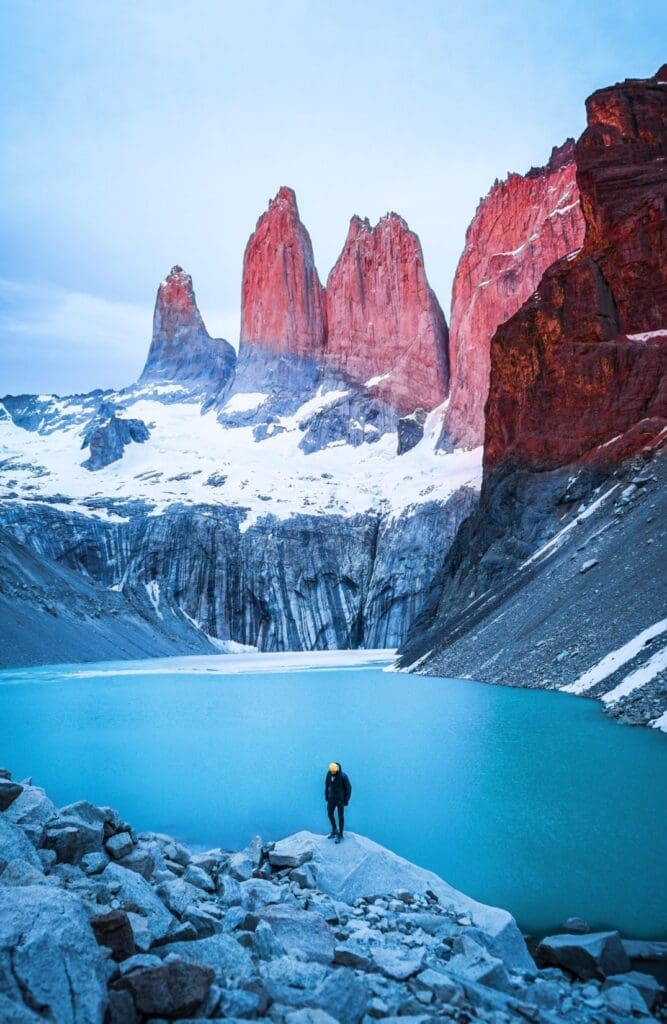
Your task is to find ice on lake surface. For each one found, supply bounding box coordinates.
[1,651,666,938]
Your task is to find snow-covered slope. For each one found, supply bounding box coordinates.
[0,370,481,665]
[0,383,480,529]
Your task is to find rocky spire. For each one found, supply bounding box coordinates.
[442,140,585,450]
[140,266,236,388]
[325,213,449,415]
[239,187,326,359]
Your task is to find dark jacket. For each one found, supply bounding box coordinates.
[325,763,351,806]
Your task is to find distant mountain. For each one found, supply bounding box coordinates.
[1,66,664,734]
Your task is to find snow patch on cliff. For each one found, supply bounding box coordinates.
[562,618,667,695]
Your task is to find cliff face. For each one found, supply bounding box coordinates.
[442,142,585,449]
[485,66,667,470]
[400,67,667,728]
[325,214,449,414]
[239,187,327,360]
[140,266,236,388]
[0,491,477,664]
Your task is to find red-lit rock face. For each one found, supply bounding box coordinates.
[325,214,449,414]
[485,66,667,471]
[444,141,585,448]
[141,266,235,385]
[239,187,326,359]
[153,265,205,337]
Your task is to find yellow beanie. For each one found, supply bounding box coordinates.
[328,763,339,773]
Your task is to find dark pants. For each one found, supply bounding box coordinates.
[327,800,345,834]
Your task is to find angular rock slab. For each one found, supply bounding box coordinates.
[0,886,107,1023]
[259,904,335,964]
[156,933,254,984]
[270,831,533,971]
[537,930,631,980]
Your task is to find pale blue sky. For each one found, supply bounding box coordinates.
[1,0,665,395]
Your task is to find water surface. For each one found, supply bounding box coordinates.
[1,653,665,938]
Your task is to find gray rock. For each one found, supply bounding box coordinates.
[156,932,253,984]
[259,903,335,963]
[240,877,282,910]
[0,779,23,810]
[397,409,427,455]
[253,919,285,959]
[269,834,316,869]
[218,985,267,1018]
[217,873,243,905]
[81,851,109,875]
[561,915,590,934]
[43,817,104,864]
[38,848,57,870]
[536,930,631,980]
[182,904,219,939]
[102,862,176,944]
[622,938,667,961]
[605,971,664,1011]
[116,846,154,878]
[126,912,152,953]
[105,830,134,860]
[59,800,108,827]
[116,952,163,976]
[227,852,256,882]
[156,876,203,917]
[334,942,373,970]
[291,861,318,889]
[113,957,213,1018]
[309,968,370,1024]
[4,785,58,831]
[0,885,107,1023]
[602,980,651,1016]
[285,1010,339,1024]
[0,817,41,868]
[371,945,425,981]
[183,863,215,892]
[415,967,464,1003]
[447,935,512,992]
[82,414,150,471]
[0,859,49,887]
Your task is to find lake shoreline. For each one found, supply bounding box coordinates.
[2,769,665,1022]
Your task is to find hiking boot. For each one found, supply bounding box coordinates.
[335,832,343,844]
[327,830,337,839]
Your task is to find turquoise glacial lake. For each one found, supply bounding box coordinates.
[1,652,666,939]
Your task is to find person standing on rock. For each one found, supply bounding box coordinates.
[325,762,351,843]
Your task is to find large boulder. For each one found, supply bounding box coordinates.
[0,886,107,1023]
[536,930,631,980]
[259,904,335,964]
[270,832,533,971]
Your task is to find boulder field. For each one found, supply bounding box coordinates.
[1,769,665,1022]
